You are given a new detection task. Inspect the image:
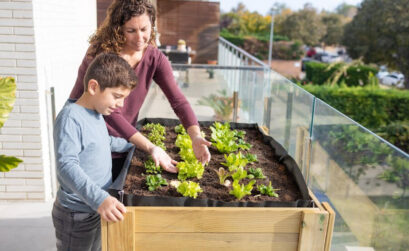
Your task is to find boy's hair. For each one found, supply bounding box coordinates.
[84,53,138,91]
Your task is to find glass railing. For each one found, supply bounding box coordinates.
[141,64,409,251]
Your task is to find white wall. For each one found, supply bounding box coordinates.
[0,0,96,202]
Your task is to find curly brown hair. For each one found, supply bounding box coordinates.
[87,0,156,57]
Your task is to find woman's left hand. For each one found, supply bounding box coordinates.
[191,136,212,165]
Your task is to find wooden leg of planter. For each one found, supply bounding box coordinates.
[101,219,108,251]
[297,210,329,251]
[107,211,135,251]
[321,202,336,251]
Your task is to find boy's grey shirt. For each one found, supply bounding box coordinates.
[54,101,132,213]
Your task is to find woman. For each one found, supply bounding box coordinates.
[70,0,211,180]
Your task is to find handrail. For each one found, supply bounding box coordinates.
[171,64,265,70]
[219,37,269,68]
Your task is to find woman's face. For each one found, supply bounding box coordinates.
[122,13,152,52]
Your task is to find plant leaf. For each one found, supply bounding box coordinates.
[0,155,23,172]
[0,77,17,128]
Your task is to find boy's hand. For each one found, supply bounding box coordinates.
[150,146,178,173]
[97,196,126,222]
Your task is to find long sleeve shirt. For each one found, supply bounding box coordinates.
[54,101,133,212]
[69,46,198,152]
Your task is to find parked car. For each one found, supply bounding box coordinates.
[301,52,342,71]
[380,73,405,88]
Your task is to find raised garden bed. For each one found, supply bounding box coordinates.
[102,118,335,251]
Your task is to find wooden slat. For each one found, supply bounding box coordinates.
[101,219,108,251]
[134,233,299,251]
[321,202,336,251]
[107,211,135,251]
[297,211,329,251]
[129,207,319,233]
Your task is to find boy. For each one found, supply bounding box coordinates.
[52,53,138,251]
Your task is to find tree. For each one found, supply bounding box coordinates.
[335,3,358,19]
[321,13,345,46]
[342,0,409,89]
[280,6,326,46]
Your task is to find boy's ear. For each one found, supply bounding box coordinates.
[87,79,99,95]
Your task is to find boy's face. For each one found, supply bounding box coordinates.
[91,82,131,115]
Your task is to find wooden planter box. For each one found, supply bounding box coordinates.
[101,190,334,251]
[102,120,335,250]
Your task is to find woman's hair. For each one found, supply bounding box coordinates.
[88,0,156,57]
[84,53,138,91]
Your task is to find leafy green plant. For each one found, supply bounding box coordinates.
[0,77,22,172]
[176,181,203,198]
[174,124,186,134]
[143,123,166,150]
[222,152,249,172]
[231,166,247,181]
[144,158,161,174]
[215,167,230,185]
[177,161,204,181]
[245,153,258,163]
[210,122,251,153]
[229,180,256,200]
[146,174,168,191]
[257,182,279,197]
[247,167,266,179]
[197,89,234,121]
[175,133,196,162]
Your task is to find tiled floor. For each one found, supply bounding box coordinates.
[0,200,56,251]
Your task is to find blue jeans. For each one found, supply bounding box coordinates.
[52,201,101,251]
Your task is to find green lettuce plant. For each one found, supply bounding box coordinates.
[215,167,230,185]
[229,180,256,200]
[143,123,166,150]
[146,174,168,191]
[257,182,279,197]
[247,167,266,179]
[0,77,22,172]
[177,161,204,181]
[222,152,249,172]
[144,158,161,174]
[176,181,203,198]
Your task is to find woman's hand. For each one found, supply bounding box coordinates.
[191,136,211,165]
[150,146,178,173]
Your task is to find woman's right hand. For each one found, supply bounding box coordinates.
[149,146,178,173]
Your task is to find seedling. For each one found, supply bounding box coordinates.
[247,167,265,179]
[144,158,161,174]
[177,181,203,198]
[146,174,168,191]
[257,182,279,197]
[177,161,204,181]
[215,167,230,185]
[229,180,256,200]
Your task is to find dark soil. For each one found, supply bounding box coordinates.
[124,126,303,203]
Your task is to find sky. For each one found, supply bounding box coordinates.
[220,0,363,15]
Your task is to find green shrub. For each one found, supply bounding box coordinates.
[302,85,409,128]
[305,62,378,86]
[377,121,409,153]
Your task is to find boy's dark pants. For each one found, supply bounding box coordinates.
[52,201,101,251]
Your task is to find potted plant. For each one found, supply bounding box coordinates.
[197,89,237,121]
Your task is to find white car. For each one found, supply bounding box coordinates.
[381,73,405,88]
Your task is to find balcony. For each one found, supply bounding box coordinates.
[139,37,409,251]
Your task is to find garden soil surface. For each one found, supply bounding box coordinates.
[124,126,303,203]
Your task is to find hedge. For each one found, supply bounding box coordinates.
[305,62,378,86]
[302,85,409,129]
